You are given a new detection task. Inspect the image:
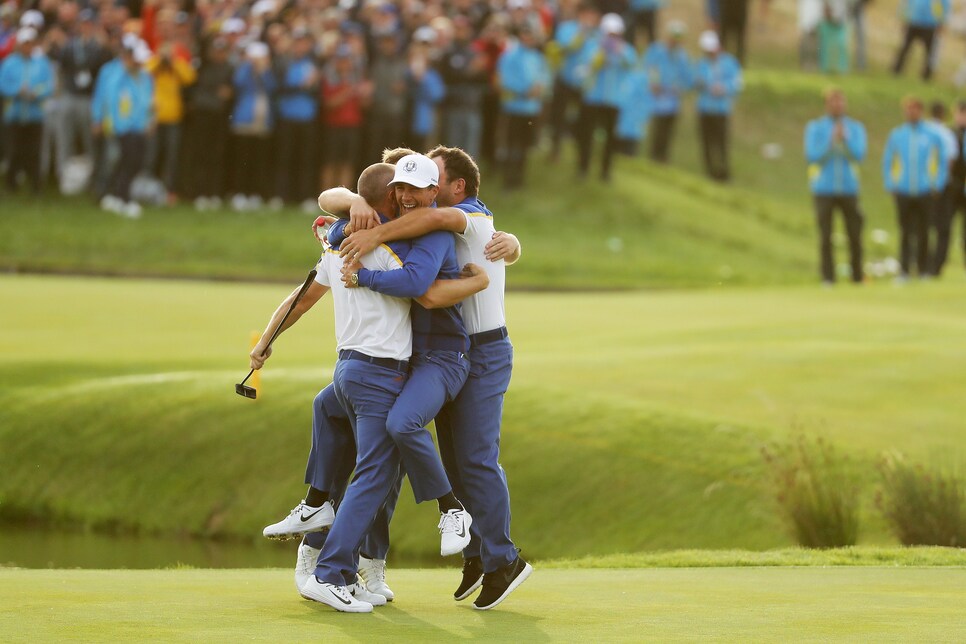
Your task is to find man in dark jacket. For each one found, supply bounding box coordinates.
[439,16,488,160]
[186,37,233,208]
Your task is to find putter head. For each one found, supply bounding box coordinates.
[235,383,257,399]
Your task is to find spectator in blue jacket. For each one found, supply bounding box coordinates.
[95,39,154,219]
[892,0,950,81]
[407,28,445,153]
[642,20,692,163]
[615,67,652,156]
[626,0,664,50]
[497,23,549,189]
[694,30,742,182]
[0,27,53,194]
[230,41,276,211]
[804,88,867,284]
[274,29,319,207]
[575,13,637,182]
[883,96,947,279]
[547,1,599,162]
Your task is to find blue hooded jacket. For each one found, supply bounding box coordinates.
[804,115,867,196]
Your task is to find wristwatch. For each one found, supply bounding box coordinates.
[349,272,359,287]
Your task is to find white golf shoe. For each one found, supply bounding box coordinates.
[295,538,321,592]
[351,581,387,606]
[438,508,473,557]
[300,576,372,613]
[263,500,334,540]
[358,555,394,601]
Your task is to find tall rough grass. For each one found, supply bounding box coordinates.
[877,452,966,547]
[761,435,860,548]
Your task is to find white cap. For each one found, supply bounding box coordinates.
[507,0,531,9]
[19,9,43,29]
[134,43,152,64]
[600,13,624,35]
[245,41,270,59]
[16,26,37,44]
[699,30,720,52]
[251,0,277,18]
[389,154,439,188]
[221,17,246,34]
[412,25,436,43]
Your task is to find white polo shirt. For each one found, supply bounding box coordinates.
[452,199,506,336]
[315,243,412,361]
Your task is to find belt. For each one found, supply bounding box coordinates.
[338,350,409,373]
[469,326,508,347]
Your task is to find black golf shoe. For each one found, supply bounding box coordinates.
[454,556,483,601]
[472,555,533,611]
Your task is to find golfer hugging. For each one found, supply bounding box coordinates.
[247,148,531,613]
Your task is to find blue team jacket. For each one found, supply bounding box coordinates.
[616,69,651,141]
[630,0,664,10]
[409,67,445,137]
[357,227,469,354]
[498,42,549,116]
[641,42,692,116]
[0,52,54,123]
[902,0,949,27]
[580,37,638,108]
[232,62,277,129]
[277,57,318,122]
[553,21,597,89]
[693,53,742,115]
[804,116,867,196]
[882,121,947,196]
[90,62,154,135]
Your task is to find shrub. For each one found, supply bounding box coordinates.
[877,452,966,547]
[761,435,860,548]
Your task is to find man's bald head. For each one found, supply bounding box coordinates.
[357,163,396,211]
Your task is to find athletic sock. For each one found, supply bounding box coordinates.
[305,487,329,507]
[437,492,463,513]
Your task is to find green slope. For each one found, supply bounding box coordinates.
[2,566,965,642]
[2,275,966,559]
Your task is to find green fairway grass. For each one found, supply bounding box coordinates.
[2,564,964,642]
[2,275,966,559]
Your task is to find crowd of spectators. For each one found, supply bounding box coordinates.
[0,1,962,218]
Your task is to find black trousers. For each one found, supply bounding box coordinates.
[719,0,749,64]
[931,181,966,275]
[502,113,537,189]
[575,103,619,180]
[5,122,43,193]
[649,113,677,163]
[185,109,229,198]
[698,113,730,182]
[895,193,933,277]
[815,195,863,283]
[233,134,271,199]
[892,25,937,81]
[480,89,501,165]
[626,9,658,48]
[275,119,317,203]
[109,133,147,201]
[548,79,582,159]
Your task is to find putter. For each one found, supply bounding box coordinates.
[235,269,318,400]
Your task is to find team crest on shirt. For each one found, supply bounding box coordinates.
[404,160,417,173]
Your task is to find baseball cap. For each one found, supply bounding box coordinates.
[221,17,246,35]
[16,26,37,44]
[245,41,270,59]
[20,9,43,29]
[699,30,720,52]
[389,154,439,188]
[507,0,531,9]
[413,25,435,43]
[600,13,624,35]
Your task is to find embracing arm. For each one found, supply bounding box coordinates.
[485,231,522,264]
[354,234,449,298]
[249,281,328,369]
[417,263,490,309]
[339,207,468,257]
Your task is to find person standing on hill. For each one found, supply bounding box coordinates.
[642,20,692,163]
[804,88,867,285]
[693,30,742,182]
[0,27,53,195]
[546,2,599,162]
[883,96,947,280]
[892,0,950,82]
[574,13,637,182]
[928,101,962,275]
